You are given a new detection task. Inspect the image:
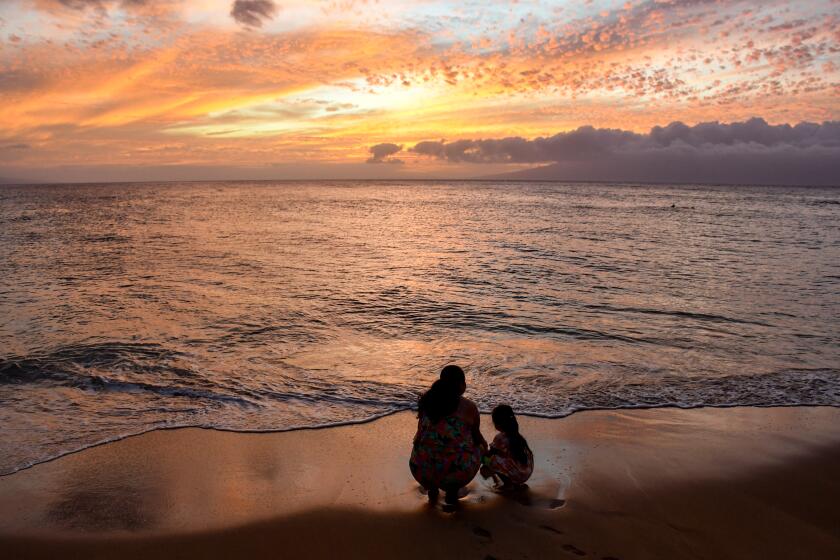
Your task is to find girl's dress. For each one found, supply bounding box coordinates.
[409,410,481,489]
[487,432,533,485]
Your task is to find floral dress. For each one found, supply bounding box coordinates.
[487,433,533,485]
[409,410,481,489]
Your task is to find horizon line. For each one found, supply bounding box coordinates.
[2,178,839,189]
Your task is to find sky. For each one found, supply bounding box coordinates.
[1,0,839,184]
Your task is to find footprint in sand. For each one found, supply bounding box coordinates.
[441,503,458,513]
[472,526,492,540]
[519,496,566,509]
[539,524,564,535]
[494,486,566,511]
[562,543,587,556]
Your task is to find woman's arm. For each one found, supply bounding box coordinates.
[413,415,423,445]
[471,405,488,452]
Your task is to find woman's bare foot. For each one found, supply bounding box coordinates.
[427,487,439,503]
[444,488,460,505]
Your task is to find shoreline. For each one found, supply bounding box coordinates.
[2,406,840,559]
[4,403,839,478]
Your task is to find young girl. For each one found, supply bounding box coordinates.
[481,405,534,488]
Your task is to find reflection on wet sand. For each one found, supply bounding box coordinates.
[0,407,838,539]
[43,444,165,532]
[48,484,155,532]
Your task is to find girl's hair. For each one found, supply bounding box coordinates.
[492,404,531,466]
[418,379,460,423]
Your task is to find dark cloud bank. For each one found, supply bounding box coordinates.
[37,0,279,27]
[367,143,404,164]
[230,0,277,27]
[375,119,840,186]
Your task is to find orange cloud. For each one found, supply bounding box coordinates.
[1,0,838,176]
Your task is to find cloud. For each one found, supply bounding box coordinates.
[230,0,277,28]
[410,119,840,163]
[0,142,32,162]
[53,0,121,9]
[366,142,404,164]
[411,127,642,164]
[26,0,179,20]
[36,0,153,13]
[407,118,840,186]
[5,0,839,179]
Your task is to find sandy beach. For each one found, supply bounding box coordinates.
[1,406,839,560]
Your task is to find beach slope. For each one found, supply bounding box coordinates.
[1,406,839,559]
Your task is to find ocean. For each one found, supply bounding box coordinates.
[1,181,838,475]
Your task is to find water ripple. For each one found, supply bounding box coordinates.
[1,181,839,475]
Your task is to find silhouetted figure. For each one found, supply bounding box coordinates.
[409,365,487,505]
[480,404,533,488]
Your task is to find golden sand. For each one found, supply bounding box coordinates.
[2,406,839,559]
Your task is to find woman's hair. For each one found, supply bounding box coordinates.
[439,364,465,387]
[492,404,531,466]
[418,378,460,423]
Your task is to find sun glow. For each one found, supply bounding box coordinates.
[0,0,838,180]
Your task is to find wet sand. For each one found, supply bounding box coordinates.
[1,406,839,559]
